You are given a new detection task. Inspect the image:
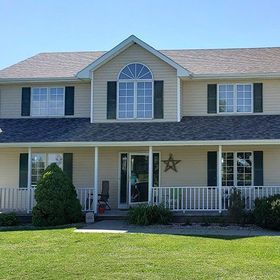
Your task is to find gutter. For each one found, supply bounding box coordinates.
[190,72,280,80]
[0,139,280,148]
[0,77,90,84]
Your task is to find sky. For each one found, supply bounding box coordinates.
[1,0,280,69]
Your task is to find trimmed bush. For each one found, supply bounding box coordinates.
[128,204,172,225]
[228,188,245,223]
[254,195,280,230]
[32,163,82,226]
[0,213,18,226]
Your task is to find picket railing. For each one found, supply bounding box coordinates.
[2,186,280,214]
[152,186,280,212]
[0,187,95,213]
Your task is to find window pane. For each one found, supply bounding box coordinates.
[237,84,252,113]
[118,82,134,119]
[236,152,252,186]
[218,85,234,113]
[222,152,234,186]
[137,81,152,118]
[48,153,63,169]
[31,154,46,186]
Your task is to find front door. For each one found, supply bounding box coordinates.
[119,152,160,208]
[129,154,149,204]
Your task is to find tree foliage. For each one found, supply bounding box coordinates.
[32,163,82,226]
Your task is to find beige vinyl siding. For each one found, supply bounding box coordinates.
[92,43,177,122]
[182,79,280,116]
[0,148,94,189]
[0,82,91,118]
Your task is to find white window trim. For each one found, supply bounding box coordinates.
[31,152,63,187]
[117,63,154,120]
[31,87,65,117]
[222,151,254,187]
[217,83,253,114]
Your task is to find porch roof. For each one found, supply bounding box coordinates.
[0,115,280,145]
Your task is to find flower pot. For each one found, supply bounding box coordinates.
[98,206,105,214]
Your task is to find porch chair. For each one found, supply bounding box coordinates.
[98,180,111,210]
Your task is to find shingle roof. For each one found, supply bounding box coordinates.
[0,115,280,144]
[0,51,105,79]
[1,47,280,79]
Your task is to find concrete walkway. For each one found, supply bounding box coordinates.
[75,220,280,237]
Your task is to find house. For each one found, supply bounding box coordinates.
[1,35,280,215]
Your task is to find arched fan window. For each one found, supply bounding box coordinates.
[119,63,153,80]
[118,63,153,119]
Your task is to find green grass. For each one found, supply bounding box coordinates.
[0,227,279,280]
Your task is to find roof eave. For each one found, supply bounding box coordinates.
[0,77,88,84]
[0,139,280,148]
[191,72,280,80]
[76,35,191,79]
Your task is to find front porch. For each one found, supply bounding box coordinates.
[1,144,280,215]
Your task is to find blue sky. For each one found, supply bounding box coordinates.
[1,0,280,69]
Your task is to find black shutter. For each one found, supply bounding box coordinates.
[207,84,217,114]
[21,87,31,116]
[107,81,117,119]
[154,81,164,119]
[253,83,263,113]
[207,151,217,186]
[63,153,73,181]
[19,153,28,188]
[65,86,75,116]
[254,151,263,186]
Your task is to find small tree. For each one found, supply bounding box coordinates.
[32,163,82,226]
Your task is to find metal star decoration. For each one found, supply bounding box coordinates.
[162,153,181,172]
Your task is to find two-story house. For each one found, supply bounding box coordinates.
[1,35,280,215]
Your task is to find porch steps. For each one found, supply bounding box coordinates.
[95,210,228,223]
[95,210,129,221]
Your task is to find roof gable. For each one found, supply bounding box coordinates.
[76,35,190,78]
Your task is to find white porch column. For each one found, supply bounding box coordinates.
[148,146,153,204]
[218,145,222,213]
[27,147,32,214]
[94,146,99,213]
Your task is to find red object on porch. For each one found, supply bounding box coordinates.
[98,204,105,214]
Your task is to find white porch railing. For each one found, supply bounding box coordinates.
[0,188,35,212]
[152,186,219,211]
[0,187,95,213]
[76,188,95,212]
[152,186,280,212]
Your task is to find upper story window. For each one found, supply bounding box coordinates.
[118,63,153,119]
[218,84,253,113]
[31,87,64,116]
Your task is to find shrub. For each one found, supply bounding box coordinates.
[201,216,211,227]
[0,213,18,226]
[184,217,192,226]
[254,194,280,230]
[228,188,245,223]
[32,163,83,226]
[128,204,172,225]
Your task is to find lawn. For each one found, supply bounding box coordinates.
[0,227,279,280]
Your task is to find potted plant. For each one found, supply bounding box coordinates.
[98,203,106,214]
